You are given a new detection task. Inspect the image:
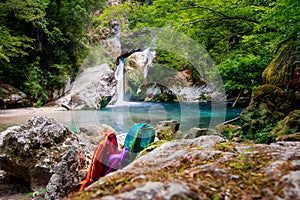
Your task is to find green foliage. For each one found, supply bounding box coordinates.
[242,124,275,144]
[0,0,104,105]
[95,0,299,95]
[1,0,299,106]
[22,189,46,199]
[217,54,269,90]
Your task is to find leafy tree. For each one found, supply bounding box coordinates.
[0,0,105,105]
[95,0,299,95]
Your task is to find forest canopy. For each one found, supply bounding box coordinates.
[0,0,299,106]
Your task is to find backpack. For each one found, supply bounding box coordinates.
[123,123,155,161]
[80,131,119,191]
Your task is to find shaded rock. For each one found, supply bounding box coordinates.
[276,132,300,142]
[240,84,292,143]
[270,110,300,140]
[155,120,181,141]
[279,171,300,200]
[184,127,219,139]
[262,37,300,109]
[0,116,79,191]
[0,170,30,198]
[57,64,116,110]
[104,36,121,61]
[144,83,177,102]
[45,146,82,200]
[78,124,116,146]
[215,124,241,140]
[240,37,300,143]
[0,83,32,109]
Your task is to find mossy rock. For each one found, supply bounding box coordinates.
[155,120,180,141]
[215,124,241,140]
[137,140,167,158]
[262,37,300,108]
[270,110,300,140]
[240,84,292,143]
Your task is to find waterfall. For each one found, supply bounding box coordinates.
[114,59,125,105]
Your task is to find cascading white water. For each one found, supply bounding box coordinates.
[114,59,125,105]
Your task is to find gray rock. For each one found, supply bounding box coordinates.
[45,146,82,200]
[184,127,219,139]
[0,83,32,109]
[278,170,300,200]
[57,64,116,110]
[71,137,300,200]
[102,181,201,200]
[0,116,79,191]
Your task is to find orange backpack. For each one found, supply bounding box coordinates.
[80,131,119,191]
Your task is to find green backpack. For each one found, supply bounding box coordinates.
[124,123,155,160]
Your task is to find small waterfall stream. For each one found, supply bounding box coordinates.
[114,59,125,105]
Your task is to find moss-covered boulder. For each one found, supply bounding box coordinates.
[262,37,300,108]
[240,84,292,143]
[66,136,300,200]
[270,110,300,141]
[155,120,181,141]
[240,37,300,143]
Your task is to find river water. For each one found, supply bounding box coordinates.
[0,102,242,134]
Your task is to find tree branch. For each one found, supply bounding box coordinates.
[181,5,229,18]
[179,4,259,24]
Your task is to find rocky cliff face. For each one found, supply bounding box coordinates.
[124,49,222,102]
[56,64,116,110]
[262,38,300,109]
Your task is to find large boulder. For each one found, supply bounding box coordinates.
[45,147,83,200]
[0,116,80,191]
[240,84,292,143]
[0,83,32,109]
[240,37,300,143]
[57,64,116,110]
[262,37,300,109]
[66,136,300,200]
